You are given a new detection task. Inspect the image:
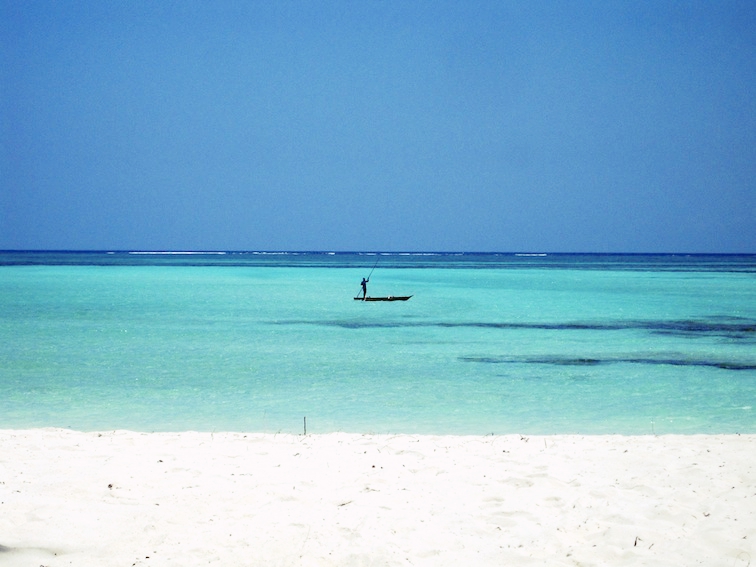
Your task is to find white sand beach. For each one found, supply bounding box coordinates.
[1,429,754,566]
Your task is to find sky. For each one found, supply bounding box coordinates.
[1,1,755,253]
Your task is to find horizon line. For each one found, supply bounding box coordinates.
[1,249,754,256]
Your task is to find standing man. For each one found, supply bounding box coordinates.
[360,277,369,300]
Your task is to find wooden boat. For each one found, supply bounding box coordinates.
[355,260,411,301]
[354,296,412,302]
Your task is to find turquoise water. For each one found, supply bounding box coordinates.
[1,252,754,434]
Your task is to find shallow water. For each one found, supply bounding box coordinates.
[1,252,754,434]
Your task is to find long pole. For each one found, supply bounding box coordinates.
[367,256,379,279]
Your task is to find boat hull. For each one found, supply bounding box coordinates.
[354,296,412,302]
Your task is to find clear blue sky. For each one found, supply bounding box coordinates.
[2,1,754,252]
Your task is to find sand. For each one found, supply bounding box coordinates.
[1,429,754,566]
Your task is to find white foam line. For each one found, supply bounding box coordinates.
[128,251,227,255]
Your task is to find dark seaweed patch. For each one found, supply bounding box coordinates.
[274,317,756,340]
[459,355,756,371]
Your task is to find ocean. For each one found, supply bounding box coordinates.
[1,251,754,435]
